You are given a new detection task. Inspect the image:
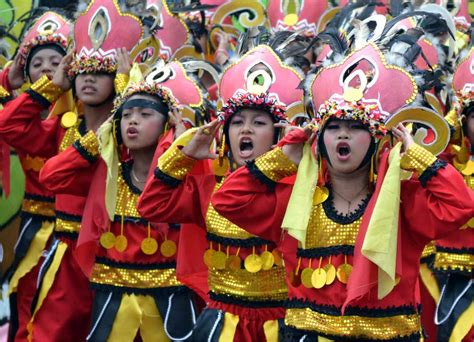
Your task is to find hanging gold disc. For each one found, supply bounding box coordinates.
[212,157,230,177]
[324,263,336,285]
[100,232,116,249]
[160,239,177,257]
[290,269,301,287]
[141,237,158,255]
[114,235,128,252]
[272,249,283,267]
[60,111,78,128]
[336,263,353,284]
[244,254,262,273]
[212,250,227,270]
[301,267,314,289]
[226,255,241,271]
[260,251,275,270]
[203,249,215,268]
[311,268,327,289]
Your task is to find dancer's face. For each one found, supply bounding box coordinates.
[28,48,63,82]
[228,108,275,167]
[75,73,114,106]
[323,119,372,174]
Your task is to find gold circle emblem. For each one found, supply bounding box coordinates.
[260,251,275,271]
[226,255,241,271]
[99,232,116,249]
[311,268,327,289]
[284,13,299,26]
[203,249,215,268]
[336,263,353,284]
[324,263,337,285]
[244,254,263,273]
[141,237,158,255]
[272,249,283,267]
[211,251,227,270]
[61,111,78,128]
[114,235,128,252]
[160,240,177,257]
[301,267,314,289]
[343,87,364,102]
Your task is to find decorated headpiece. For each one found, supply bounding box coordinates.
[146,59,214,126]
[452,47,474,114]
[19,12,71,68]
[218,44,306,124]
[267,0,333,37]
[68,0,144,76]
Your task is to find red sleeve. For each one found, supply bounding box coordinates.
[401,163,474,245]
[0,92,59,157]
[39,142,98,196]
[211,165,293,243]
[138,164,216,227]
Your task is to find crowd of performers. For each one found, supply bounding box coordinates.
[0,0,472,341]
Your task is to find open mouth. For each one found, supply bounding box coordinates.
[82,86,97,93]
[336,142,351,161]
[238,137,254,158]
[126,127,139,138]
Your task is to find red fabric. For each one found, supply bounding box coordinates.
[11,257,43,342]
[29,239,93,342]
[211,155,474,315]
[419,274,437,341]
[0,67,12,93]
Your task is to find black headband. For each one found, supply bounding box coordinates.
[121,98,169,117]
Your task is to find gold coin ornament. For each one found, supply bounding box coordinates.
[260,251,275,271]
[60,111,78,128]
[313,186,329,205]
[141,237,158,255]
[343,87,364,102]
[272,249,283,267]
[160,239,177,257]
[336,263,353,284]
[115,235,128,252]
[311,268,327,289]
[203,249,215,267]
[212,250,227,270]
[212,157,230,177]
[301,267,315,289]
[284,13,299,26]
[244,254,263,273]
[324,263,337,285]
[226,255,241,270]
[100,232,116,249]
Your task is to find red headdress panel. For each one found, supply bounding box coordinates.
[19,12,71,66]
[452,47,474,113]
[311,42,449,154]
[218,45,305,123]
[69,0,144,76]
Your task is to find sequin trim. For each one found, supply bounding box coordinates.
[158,146,196,181]
[433,251,473,275]
[90,263,181,289]
[21,198,55,217]
[73,130,99,163]
[285,307,421,340]
[254,147,297,183]
[114,73,129,94]
[400,144,437,176]
[28,75,63,104]
[208,266,288,302]
[55,216,81,233]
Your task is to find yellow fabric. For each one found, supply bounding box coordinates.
[126,64,144,90]
[281,143,318,248]
[98,121,119,221]
[48,90,75,119]
[318,337,334,342]
[108,293,168,342]
[263,319,279,342]
[419,263,440,302]
[9,220,54,294]
[218,312,239,342]
[29,241,67,329]
[362,143,402,299]
[449,302,474,342]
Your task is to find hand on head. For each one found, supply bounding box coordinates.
[168,107,187,139]
[277,122,318,165]
[391,123,414,153]
[116,48,131,75]
[52,51,74,91]
[8,53,25,89]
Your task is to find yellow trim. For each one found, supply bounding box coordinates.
[449,302,474,342]
[263,319,279,342]
[158,145,196,181]
[218,312,239,342]
[90,263,181,289]
[29,75,64,103]
[21,198,55,217]
[55,217,81,233]
[114,73,129,95]
[9,221,54,294]
[401,143,437,175]
[254,147,297,183]
[285,307,421,340]
[421,242,436,259]
[78,130,99,157]
[28,241,68,339]
[419,263,440,302]
[108,293,169,342]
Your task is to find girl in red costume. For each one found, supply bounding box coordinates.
[0,1,144,340]
[211,40,474,341]
[138,33,310,341]
[0,12,70,342]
